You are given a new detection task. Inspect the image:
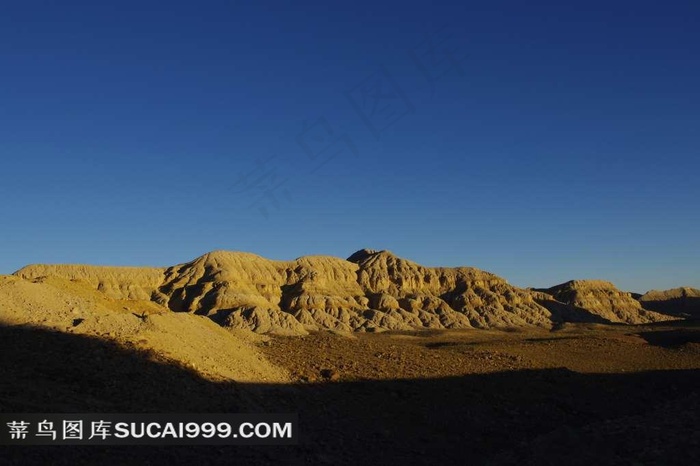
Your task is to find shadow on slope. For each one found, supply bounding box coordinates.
[639,296,700,319]
[0,324,255,414]
[637,328,700,348]
[0,324,698,466]
[533,298,611,324]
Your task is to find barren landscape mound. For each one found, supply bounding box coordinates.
[638,287,700,318]
[534,280,674,325]
[11,249,682,335]
[0,274,288,384]
[15,264,165,301]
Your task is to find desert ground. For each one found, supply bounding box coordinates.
[1,321,698,465]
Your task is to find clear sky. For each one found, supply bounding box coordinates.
[1,0,698,293]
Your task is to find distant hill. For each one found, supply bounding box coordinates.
[532,280,672,325]
[13,249,682,335]
[637,287,700,319]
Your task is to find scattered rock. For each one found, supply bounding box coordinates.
[320,368,340,381]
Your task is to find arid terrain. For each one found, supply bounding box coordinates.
[1,250,699,465]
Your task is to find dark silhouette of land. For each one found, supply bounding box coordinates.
[1,323,699,465]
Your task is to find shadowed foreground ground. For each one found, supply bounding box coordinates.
[0,324,699,465]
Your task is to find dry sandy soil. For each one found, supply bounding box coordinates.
[1,319,698,465]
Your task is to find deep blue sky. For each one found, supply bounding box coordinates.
[1,0,698,292]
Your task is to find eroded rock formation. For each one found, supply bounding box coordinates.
[534,280,674,324]
[638,287,700,318]
[13,249,681,334]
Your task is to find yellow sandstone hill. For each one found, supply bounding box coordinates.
[348,249,552,328]
[14,264,165,301]
[0,274,289,383]
[534,280,674,324]
[157,248,557,332]
[638,287,700,318]
[12,249,680,335]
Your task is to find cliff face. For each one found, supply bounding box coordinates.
[150,249,556,333]
[536,280,674,324]
[12,250,681,334]
[349,249,553,329]
[156,251,369,334]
